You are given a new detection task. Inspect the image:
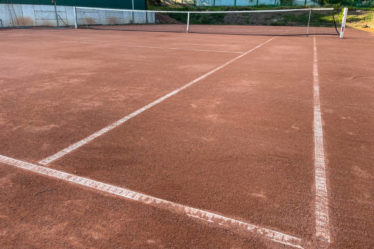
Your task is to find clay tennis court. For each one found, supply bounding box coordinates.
[0,27,373,249]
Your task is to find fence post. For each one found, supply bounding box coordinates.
[73,6,77,29]
[54,0,59,27]
[131,0,135,23]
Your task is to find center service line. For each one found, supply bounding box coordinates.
[39,37,275,165]
[313,36,331,245]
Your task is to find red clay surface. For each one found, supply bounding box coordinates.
[316,30,374,249]
[0,29,260,161]
[1,27,373,249]
[52,35,316,241]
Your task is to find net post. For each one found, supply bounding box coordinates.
[306,8,312,36]
[53,0,59,28]
[131,0,135,24]
[339,8,348,39]
[186,11,190,33]
[73,6,77,29]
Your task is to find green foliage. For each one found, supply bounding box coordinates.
[147,0,162,6]
[148,0,374,9]
[280,0,296,5]
[147,5,309,11]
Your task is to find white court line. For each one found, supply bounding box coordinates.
[121,44,243,54]
[0,154,304,249]
[39,37,275,165]
[313,36,331,243]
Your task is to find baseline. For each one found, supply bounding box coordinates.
[1,154,304,249]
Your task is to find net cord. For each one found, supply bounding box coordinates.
[74,6,334,14]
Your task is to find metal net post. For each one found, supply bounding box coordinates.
[339,8,348,38]
[306,8,312,36]
[186,12,190,33]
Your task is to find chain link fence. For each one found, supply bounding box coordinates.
[159,0,374,7]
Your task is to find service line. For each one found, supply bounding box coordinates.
[313,36,331,244]
[0,154,304,249]
[39,37,275,165]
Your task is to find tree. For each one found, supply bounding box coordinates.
[148,0,162,6]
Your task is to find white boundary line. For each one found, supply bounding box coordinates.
[0,154,304,249]
[313,36,331,243]
[120,44,243,54]
[39,37,275,165]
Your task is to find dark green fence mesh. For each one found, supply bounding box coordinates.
[0,0,146,10]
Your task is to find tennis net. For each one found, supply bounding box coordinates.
[74,7,343,36]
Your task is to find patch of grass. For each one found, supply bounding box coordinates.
[147,5,313,11]
[346,10,374,33]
